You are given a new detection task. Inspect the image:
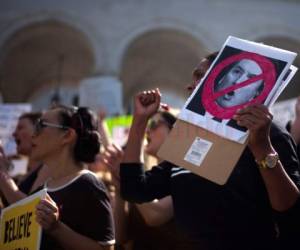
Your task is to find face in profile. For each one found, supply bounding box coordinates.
[145,113,171,157]
[187,58,211,94]
[214,59,263,108]
[13,118,35,156]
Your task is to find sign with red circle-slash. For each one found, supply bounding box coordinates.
[201,52,276,119]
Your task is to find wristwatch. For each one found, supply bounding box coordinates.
[255,152,279,169]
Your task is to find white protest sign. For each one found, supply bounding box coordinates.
[79,76,123,116]
[270,98,297,128]
[179,36,297,143]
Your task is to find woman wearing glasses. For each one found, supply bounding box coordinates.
[31,106,115,250]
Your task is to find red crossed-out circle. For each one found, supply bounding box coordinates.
[201,51,276,119]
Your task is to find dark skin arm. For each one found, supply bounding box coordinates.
[233,104,300,212]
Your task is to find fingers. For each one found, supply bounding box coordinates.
[102,144,124,179]
[137,88,161,107]
[36,198,59,231]
[233,104,272,130]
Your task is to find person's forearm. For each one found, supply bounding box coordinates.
[136,196,173,226]
[0,172,27,204]
[123,116,148,163]
[113,192,129,244]
[252,145,300,212]
[48,221,113,250]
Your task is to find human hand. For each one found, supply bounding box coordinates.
[36,194,60,232]
[102,144,124,190]
[0,143,12,172]
[134,88,161,120]
[233,104,273,156]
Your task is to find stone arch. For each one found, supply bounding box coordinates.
[120,28,209,108]
[0,19,95,104]
[257,36,300,101]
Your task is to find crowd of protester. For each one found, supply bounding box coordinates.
[0,52,300,250]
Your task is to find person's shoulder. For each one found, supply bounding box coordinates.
[75,170,108,193]
[270,122,290,138]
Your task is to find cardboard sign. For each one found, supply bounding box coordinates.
[158,36,297,185]
[0,189,47,250]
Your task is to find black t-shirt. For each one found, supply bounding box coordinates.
[36,171,115,250]
[127,204,199,250]
[120,123,300,250]
[18,164,43,194]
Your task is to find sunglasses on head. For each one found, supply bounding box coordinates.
[34,118,70,135]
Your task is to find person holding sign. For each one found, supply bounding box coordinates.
[119,88,300,249]
[30,106,115,250]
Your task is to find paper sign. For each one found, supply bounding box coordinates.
[79,76,123,116]
[105,115,133,147]
[0,189,47,250]
[179,36,297,144]
[271,98,297,128]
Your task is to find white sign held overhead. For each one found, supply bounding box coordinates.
[79,76,123,115]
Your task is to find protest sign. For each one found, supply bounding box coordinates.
[79,76,123,116]
[0,189,46,250]
[158,36,297,184]
[105,115,133,147]
[271,97,297,128]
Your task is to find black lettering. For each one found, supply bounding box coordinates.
[3,212,33,243]
[26,212,32,238]
[4,220,9,243]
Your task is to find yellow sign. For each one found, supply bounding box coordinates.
[0,189,47,250]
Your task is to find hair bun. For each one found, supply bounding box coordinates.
[74,131,100,163]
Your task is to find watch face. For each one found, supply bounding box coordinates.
[265,154,279,168]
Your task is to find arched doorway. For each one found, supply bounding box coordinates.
[0,20,95,109]
[120,29,209,110]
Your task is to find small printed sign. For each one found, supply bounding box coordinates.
[184,137,212,166]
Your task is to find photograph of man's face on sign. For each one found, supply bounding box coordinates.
[185,46,287,132]
[214,59,264,108]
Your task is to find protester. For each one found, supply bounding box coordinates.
[108,108,198,250]
[30,106,114,250]
[119,84,300,248]
[0,112,51,205]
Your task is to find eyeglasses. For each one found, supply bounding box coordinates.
[34,119,70,135]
